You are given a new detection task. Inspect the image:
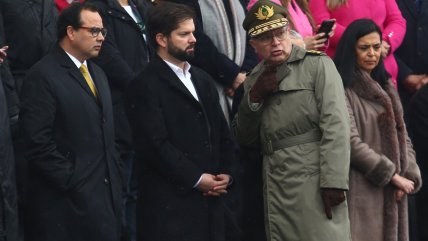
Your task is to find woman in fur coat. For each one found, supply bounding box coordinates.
[334,19,422,241]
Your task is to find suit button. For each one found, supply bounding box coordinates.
[104,178,110,184]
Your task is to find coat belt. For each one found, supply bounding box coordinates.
[262,129,322,155]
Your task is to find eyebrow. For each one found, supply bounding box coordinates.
[357,42,381,46]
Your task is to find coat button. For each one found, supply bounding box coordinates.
[104,178,110,184]
[203,141,210,148]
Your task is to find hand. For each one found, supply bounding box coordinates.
[403,74,426,93]
[395,189,405,202]
[381,40,391,58]
[390,174,414,194]
[303,33,327,50]
[0,45,8,63]
[196,173,219,193]
[321,188,346,219]
[196,173,229,197]
[203,174,230,197]
[224,87,235,97]
[249,65,278,103]
[328,21,336,38]
[225,72,246,97]
[232,72,246,90]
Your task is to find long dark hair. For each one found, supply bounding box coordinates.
[334,19,390,89]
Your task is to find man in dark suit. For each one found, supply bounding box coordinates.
[408,84,428,241]
[395,0,428,111]
[126,2,235,241]
[395,1,428,240]
[0,46,18,241]
[20,3,122,241]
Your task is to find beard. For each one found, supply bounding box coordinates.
[167,42,195,62]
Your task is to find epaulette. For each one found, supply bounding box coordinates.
[305,50,326,56]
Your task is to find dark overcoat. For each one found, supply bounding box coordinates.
[20,46,123,241]
[126,54,235,241]
[395,0,428,109]
[0,0,57,91]
[88,0,152,164]
[408,84,428,241]
[0,74,18,241]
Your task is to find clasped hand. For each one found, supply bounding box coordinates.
[196,173,230,197]
[391,173,415,201]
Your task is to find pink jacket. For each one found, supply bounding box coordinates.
[309,0,406,85]
[247,0,313,37]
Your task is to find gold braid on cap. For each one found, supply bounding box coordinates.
[249,18,288,37]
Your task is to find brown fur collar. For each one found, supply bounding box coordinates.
[349,71,409,241]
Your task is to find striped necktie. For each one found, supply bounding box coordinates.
[79,65,98,98]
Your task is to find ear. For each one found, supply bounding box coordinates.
[156,33,167,48]
[66,26,76,41]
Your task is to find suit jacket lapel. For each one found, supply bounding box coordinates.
[88,62,105,108]
[154,56,201,105]
[55,47,100,105]
[188,67,212,136]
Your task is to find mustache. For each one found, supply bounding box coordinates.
[186,44,195,50]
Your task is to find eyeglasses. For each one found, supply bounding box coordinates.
[79,26,108,38]
[252,26,289,45]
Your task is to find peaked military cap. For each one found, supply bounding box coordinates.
[243,0,289,37]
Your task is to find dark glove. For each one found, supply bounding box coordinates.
[321,188,346,219]
[249,65,278,103]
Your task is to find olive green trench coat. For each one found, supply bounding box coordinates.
[235,46,352,241]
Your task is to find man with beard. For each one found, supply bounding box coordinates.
[125,2,235,241]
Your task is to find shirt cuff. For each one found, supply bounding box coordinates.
[193,175,203,188]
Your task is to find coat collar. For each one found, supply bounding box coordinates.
[53,46,103,106]
[348,70,407,173]
[151,54,203,105]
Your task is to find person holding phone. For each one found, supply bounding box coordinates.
[309,0,405,87]
[247,0,335,50]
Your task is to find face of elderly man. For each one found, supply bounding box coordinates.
[250,26,293,66]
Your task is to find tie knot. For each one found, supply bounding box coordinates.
[80,65,89,73]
